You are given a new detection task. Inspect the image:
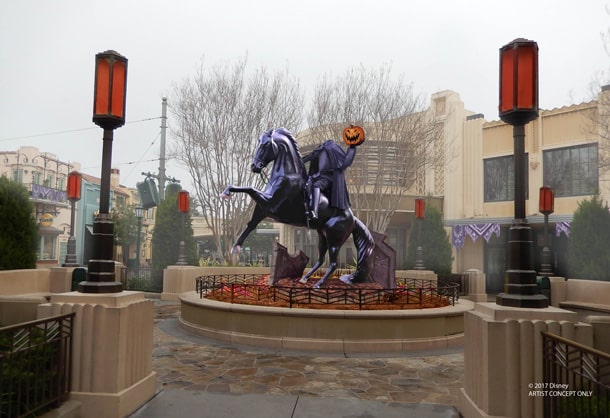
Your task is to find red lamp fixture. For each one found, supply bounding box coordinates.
[415,198,425,219]
[66,171,82,201]
[539,186,554,215]
[499,38,539,126]
[178,190,190,213]
[93,50,128,130]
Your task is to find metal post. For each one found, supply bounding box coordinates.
[496,124,548,308]
[158,97,167,201]
[415,218,425,270]
[79,128,122,293]
[540,213,553,275]
[136,216,143,268]
[63,199,78,267]
[177,211,187,265]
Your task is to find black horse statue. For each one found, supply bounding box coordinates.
[220,127,374,288]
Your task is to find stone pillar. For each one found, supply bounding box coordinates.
[464,269,487,302]
[38,291,156,418]
[459,303,591,418]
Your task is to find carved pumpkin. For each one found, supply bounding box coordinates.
[342,125,365,146]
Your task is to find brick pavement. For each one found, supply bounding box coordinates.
[151,300,464,408]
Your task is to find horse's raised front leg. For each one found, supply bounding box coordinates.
[298,233,327,284]
[231,205,266,254]
[313,245,339,288]
[220,185,271,208]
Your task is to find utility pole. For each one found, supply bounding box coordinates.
[158,97,168,200]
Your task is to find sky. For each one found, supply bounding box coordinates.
[1,0,609,191]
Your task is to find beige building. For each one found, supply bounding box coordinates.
[0,147,150,268]
[0,146,78,266]
[276,88,607,291]
[438,89,607,292]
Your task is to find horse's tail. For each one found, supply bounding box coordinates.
[351,216,375,283]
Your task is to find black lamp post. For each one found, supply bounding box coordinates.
[176,190,189,265]
[63,171,81,267]
[539,186,554,276]
[496,38,548,308]
[414,198,425,270]
[79,50,127,293]
[135,206,144,268]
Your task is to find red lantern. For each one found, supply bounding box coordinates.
[178,191,190,213]
[539,186,554,215]
[93,50,128,130]
[67,171,82,201]
[499,38,539,126]
[415,198,425,219]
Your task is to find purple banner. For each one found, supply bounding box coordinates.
[32,184,67,203]
[452,223,501,251]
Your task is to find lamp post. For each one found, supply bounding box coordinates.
[414,198,425,270]
[135,206,144,268]
[539,186,554,276]
[79,50,127,293]
[63,171,81,267]
[176,190,189,265]
[496,38,548,308]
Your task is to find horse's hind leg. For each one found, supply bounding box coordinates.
[313,245,339,288]
[299,234,327,284]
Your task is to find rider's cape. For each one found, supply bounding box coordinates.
[304,140,352,210]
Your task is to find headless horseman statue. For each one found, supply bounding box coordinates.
[303,141,357,220]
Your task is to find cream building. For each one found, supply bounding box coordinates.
[0,146,78,266]
[276,88,607,292]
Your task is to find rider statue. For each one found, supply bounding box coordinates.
[303,141,357,220]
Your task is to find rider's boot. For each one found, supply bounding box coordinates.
[308,187,320,220]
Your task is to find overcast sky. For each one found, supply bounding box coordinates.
[1,0,608,191]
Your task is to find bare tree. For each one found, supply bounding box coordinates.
[303,64,444,233]
[169,57,303,262]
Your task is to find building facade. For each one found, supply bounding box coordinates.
[0,147,77,266]
[443,89,608,292]
[275,87,607,288]
[0,148,151,269]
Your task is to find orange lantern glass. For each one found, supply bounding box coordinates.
[415,198,425,219]
[539,186,554,215]
[499,38,539,126]
[93,50,128,130]
[178,190,190,213]
[67,171,82,201]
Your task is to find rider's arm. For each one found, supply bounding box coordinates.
[341,145,357,169]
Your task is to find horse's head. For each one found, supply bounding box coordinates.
[252,129,278,173]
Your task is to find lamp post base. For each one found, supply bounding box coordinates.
[496,292,549,308]
[496,222,548,308]
[79,214,123,293]
[63,236,79,267]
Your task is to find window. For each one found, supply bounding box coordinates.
[33,171,42,185]
[12,169,23,183]
[38,234,57,260]
[543,144,598,197]
[483,154,528,202]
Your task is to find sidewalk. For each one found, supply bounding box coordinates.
[130,299,463,417]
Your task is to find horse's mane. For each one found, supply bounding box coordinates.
[271,127,308,178]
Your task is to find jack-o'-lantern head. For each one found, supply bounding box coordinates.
[342,125,365,146]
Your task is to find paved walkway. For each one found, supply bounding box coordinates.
[131,299,464,417]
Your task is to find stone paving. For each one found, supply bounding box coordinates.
[152,300,464,407]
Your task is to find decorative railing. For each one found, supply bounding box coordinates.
[0,313,75,417]
[195,274,459,309]
[542,331,610,418]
